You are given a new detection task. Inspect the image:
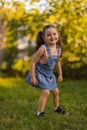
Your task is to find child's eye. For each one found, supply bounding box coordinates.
[47,33,57,37]
[53,33,57,35]
[47,34,51,36]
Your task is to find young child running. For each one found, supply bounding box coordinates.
[26,24,68,117]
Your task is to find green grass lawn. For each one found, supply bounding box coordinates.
[0,77,87,130]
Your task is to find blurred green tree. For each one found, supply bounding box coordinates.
[0,0,87,78]
[46,0,87,78]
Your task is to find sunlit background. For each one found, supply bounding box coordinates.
[0,0,87,78]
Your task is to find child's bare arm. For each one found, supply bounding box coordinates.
[56,59,63,82]
[30,47,44,85]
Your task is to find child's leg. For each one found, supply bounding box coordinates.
[37,89,50,113]
[51,88,59,108]
[51,88,68,115]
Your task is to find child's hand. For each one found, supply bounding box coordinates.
[58,75,63,82]
[30,77,38,86]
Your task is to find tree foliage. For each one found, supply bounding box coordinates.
[0,0,87,78]
[48,0,87,77]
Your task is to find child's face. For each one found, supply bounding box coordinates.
[43,27,59,45]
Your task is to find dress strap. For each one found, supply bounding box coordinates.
[43,43,51,55]
[56,45,61,56]
[42,43,61,56]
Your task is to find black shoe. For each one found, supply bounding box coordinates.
[36,112,45,117]
[55,107,69,115]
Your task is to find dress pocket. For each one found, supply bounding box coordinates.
[36,72,50,87]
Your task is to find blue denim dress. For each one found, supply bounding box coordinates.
[26,43,61,90]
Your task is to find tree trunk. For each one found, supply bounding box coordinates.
[0,17,6,66]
